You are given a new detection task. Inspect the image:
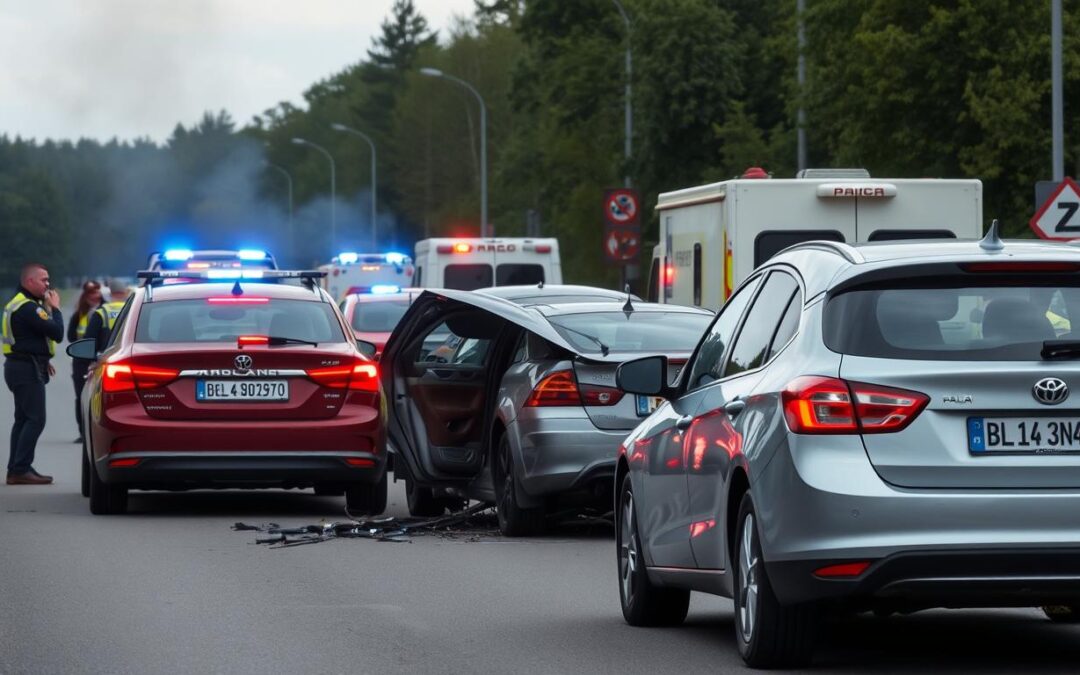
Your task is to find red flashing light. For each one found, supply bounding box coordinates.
[108,458,141,468]
[525,370,580,407]
[742,166,770,179]
[238,335,269,347]
[813,561,872,578]
[207,297,270,304]
[961,262,1080,273]
[306,360,379,392]
[103,361,179,393]
[345,457,376,468]
[454,242,472,253]
[782,376,928,434]
[534,244,552,254]
[664,264,675,286]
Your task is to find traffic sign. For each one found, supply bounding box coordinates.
[604,189,640,226]
[604,229,640,263]
[1031,176,1080,239]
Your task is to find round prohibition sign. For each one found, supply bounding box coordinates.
[605,189,639,225]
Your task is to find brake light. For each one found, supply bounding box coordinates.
[813,561,871,578]
[579,383,625,406]
[102,361,179,393]
[525,370,580,406]
[961,261,1080,273]
[238,335,269,347]
[207,297,269,304]
[534,244,552,254]
[782,376,927,434]
[306,360,379,392]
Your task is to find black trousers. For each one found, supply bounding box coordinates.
[72,360,90,438]
[4,358,48,475]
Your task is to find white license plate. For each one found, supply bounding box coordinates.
[636,395,664,416]
[196,380,289,402]
[968,417,1080,454]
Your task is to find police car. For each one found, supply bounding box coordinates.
[318,252,414,303]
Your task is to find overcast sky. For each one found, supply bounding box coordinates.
[0,0,476,143]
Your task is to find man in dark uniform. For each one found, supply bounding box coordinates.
[2,263,63,485]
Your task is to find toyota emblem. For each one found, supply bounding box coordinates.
[1033,377,1069,405]
[234,354,253,372]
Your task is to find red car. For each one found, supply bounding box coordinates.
[339,288,420,357]
[67,271,387,515]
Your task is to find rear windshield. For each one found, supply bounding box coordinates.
[135,299,346,343]
[825,280,1078,360]
[549,311,711,354]
[444,264,493,290]
[352,301,409,332]
[496,264,545,285]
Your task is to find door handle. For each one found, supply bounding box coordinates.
[675,415,694,430]
[724,399,746,418]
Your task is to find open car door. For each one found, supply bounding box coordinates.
[381,290,579,487]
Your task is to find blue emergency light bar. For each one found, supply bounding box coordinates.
[370,284,402,295]
[236,249,268,261]
[384,252,407,265]
[138,269,325,282]
[163,249,194,261]
[338,252,360,265]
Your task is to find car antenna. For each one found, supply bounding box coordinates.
[622,283,635,314]
[231,280,244,296]
[979,219,1004,252]
[537,280,544,289]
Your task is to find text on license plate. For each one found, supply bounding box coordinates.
[196,380,289,402]
[636,395,664,416]
[968,417,1080,453]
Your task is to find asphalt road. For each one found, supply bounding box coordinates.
[2,354,1080,674]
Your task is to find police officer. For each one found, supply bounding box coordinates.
[3,263,63,485]
[84,280,129,354]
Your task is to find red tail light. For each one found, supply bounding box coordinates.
[534,244,552,254]
[306,360,379,392]
[782,376,928,434]
[525,370,624,407]
[102,361,180,393]
[813,561,871,578]
[238,335,269,347]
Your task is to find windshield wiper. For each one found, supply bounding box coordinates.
[551,323,609,356]
[1041,340,1080,359]
[267,336,318,347]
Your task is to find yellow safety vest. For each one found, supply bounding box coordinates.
[75,312,90,339]
[94,301,126,331]
[2,292,56,356]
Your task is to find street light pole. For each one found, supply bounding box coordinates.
[612,0,632,188]
[292,137,337,252]
[331,123,378,249]
[420,67,490,238]
[797,0,807,173]
[1051,0,1064,182]
[265,162,294,262]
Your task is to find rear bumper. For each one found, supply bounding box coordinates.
[96,450,386,489]
[508,416,623,498]
[768,548,1080,608]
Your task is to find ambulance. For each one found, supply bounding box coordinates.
[319,252,415,302]
[413,238,562,291]
[649,168,983,310]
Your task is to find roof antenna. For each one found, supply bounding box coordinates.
[979,219,1005,252]
[231,280,244,296]
[622,283,635,314]
[537,280,544,289]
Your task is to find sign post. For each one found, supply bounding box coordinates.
[1030,177,1080,240]
[602,189,641,282]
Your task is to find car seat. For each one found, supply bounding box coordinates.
[981,298,1055,343]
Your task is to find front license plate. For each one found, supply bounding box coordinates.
[196,380,289,402]
[968,417,1080,454]
[636,395,664,416]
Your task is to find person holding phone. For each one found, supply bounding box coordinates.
[2,263,64,485]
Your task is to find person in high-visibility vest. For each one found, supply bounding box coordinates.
[84,280,130,355]
[66,280,102,444]
[3,262,63,485]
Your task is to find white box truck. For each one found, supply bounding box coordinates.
[649,169,983,310]
[413,238,562,290]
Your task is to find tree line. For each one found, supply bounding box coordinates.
[1,0,1077,287]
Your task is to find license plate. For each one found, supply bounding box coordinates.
[636,395,664,416]
[968,417,1080,454]
[196,380,289,402]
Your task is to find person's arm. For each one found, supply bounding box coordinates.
[15,300,64,343]
[67,312,80,343]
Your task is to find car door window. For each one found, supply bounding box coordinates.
[724,272,799,377]
[419,320,491,366]
[105,296,134,349]
[766,289,803,360]
[685,275,762,391]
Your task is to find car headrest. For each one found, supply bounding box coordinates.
[982,298,1055,343]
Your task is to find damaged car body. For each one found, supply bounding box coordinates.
[381,289,711,535]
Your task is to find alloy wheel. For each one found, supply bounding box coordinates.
[619,492,639,605]
[738,512,760,643]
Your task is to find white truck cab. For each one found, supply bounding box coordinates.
[649,168,983,310]
[413,238,562,290]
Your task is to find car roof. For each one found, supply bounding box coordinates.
[532,301,713,318]
[476,284,640,302]
[140,281,326,302]
[349,290,422,304]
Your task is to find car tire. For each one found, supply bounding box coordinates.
[80,437,91,498]
[405,475,446,517]
[1043,605,1080,623]
[345,471,388,515]
[734,492,817,668]
[617,472,690,626]
[493,434,544,537]
[88,459,127,515]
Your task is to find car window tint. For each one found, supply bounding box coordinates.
[724,272,799,377]
[444,264,493,290]
[135,299,345,343]
[767,290,802,360]
[352,301,409,332]
[496,264,544,286]
[685,275,762,390]
[754,231,844,267]
[106,296,134,349]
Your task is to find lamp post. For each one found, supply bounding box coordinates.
[611,0,632,188]
[797,0,807,173]
[420,67,490,238]
[1051,0,1064,181]
[292,137,337,252]
[331,123,379,248]
[265,162,293,262]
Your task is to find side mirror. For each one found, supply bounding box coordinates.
[357,339,378,360]
[66,338,98,361]
[616,355,668,396]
